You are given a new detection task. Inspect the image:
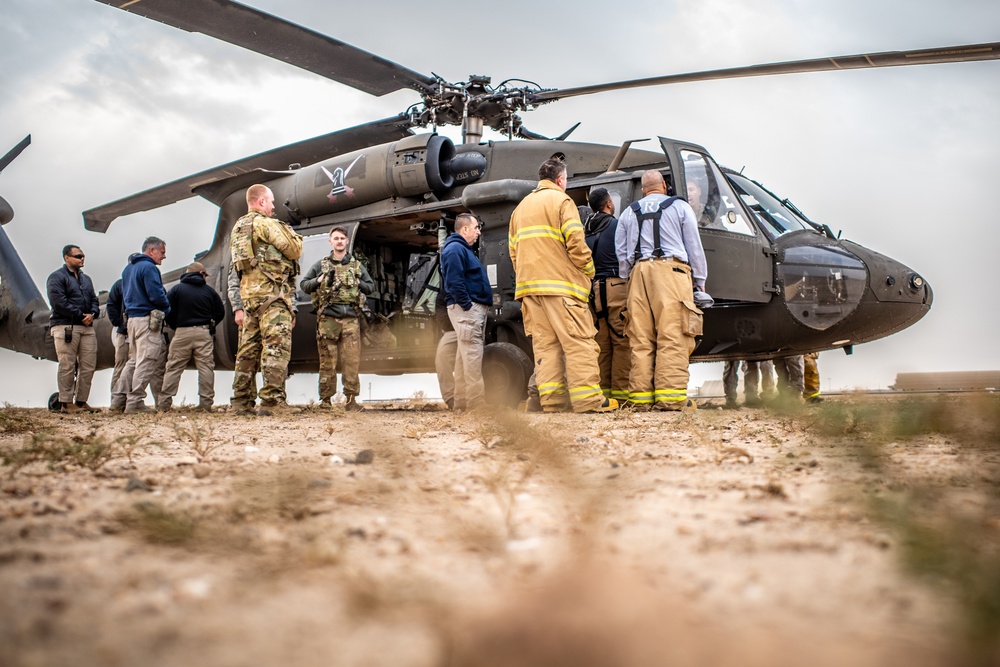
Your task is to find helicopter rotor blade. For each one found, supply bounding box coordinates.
[92,0,436,96]
[531,42,1000,102]
[0,135,31,174]
[83,116,414,232]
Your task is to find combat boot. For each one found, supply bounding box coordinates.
[344,396,365,412]
[75,401,101,413]
[60,402,82,414]
[723,397,741,410]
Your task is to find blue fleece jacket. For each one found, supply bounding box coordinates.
[441,233,492,310]
[121,253,170,318]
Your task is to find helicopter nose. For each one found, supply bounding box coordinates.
[843,241,933,341]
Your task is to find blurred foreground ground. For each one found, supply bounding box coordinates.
[1,395,998,666]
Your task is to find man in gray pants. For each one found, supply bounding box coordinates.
[121,237,170,414]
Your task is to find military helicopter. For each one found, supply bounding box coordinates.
[1,0,997,406]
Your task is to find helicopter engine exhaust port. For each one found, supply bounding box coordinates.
[281,134,485,222]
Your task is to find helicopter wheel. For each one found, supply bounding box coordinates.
[47,392,62,412]
[482,342,532,407]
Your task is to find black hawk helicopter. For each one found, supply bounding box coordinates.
[1,0,997,405]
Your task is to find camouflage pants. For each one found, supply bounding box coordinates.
[317,315,361,400]
[232,299,293,406]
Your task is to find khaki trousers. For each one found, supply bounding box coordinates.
[521,295,603,413]
[591,277,631,401]
[126,316,166,409]
[435,331,458,407]
[110,330,130,409]
[626,259,698,407]
[448,303,488,409]
[51,325,97,404]
[160,326,215,407]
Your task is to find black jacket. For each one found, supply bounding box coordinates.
[165,272,225,331]
[46,264,99,326]
[584,212,620,279]
[106,279,127,335]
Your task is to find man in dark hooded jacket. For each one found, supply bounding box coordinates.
[159,261,225,411]
[121,236,170,413]
[441,213,492,411]
[584,188,630,403]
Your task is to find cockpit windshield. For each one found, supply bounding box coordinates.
[725,172,814,238]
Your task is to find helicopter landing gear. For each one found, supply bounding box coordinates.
[482,342,532,408]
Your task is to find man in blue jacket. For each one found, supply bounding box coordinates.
[46,244,100,413]
[441,213,492,411]
[121,236,170,413]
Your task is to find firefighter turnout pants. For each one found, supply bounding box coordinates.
[521,294,604,413]
[626,259,701,409]
[592,276,631,402]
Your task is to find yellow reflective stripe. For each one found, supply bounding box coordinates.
[582,259,595,274]
[653,389,687,397]
[805,391,821,398]
[629,391,654,404]
[538,381,567,396]
[512,225,564,243]
[515,280,590,300]
[610,389,629,400]
[569,385,603,400]
[561,219,584,237]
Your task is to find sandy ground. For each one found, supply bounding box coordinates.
[1,396,997,666]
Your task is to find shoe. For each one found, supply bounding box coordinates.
[74,401,101,413]
[256,402,293,416]
[620,400,651,411]
[232,404,255,416]
[124,404,154,414]
[743,395,763,408]
[542,403,571,413]
[444,398,455,410]
[525,396,542,413]
[344,397,365,412]
[722,398,741,410]
[60,403,82,414]
[806,395,825,404]
[108,403,126,414]
[157,399,172,413]
[583,398,619,414]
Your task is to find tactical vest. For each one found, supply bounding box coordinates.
[311,255,363,312]
[230,212,299,283]
[230,212,259,274]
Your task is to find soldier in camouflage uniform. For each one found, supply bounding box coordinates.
[229,184,303,415]
[300,227,375,411]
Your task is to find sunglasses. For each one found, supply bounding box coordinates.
[68,253,85,259]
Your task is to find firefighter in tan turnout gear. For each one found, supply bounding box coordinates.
[615,170,708,410]
[300,226,375,411]
[508,159,618,414]
[229,184,303,415]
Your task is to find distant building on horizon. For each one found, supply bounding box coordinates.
[891,371,1000,392]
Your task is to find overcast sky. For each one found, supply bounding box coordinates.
[2,0,999,407]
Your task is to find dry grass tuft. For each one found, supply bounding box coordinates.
[117,501,200,545]
[1,428,149,473]
[0,405,42,435]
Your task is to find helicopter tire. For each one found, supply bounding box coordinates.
[47,392,61,412]
[482,342,532,407]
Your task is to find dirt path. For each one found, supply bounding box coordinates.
[1,398,996,666]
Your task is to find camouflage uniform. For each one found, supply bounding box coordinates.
[230,208,303,408]
[300,253,374,403]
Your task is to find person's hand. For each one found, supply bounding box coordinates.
[234,309,245,327]
[81,313,94,326]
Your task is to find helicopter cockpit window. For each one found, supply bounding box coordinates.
[680,150,754,236]
[777,245,866,330]
[726,173,812,238]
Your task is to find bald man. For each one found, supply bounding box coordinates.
[615,170,707,410]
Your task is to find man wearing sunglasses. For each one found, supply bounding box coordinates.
[46,245,100,413]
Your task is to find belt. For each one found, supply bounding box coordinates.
[636,256,688,266]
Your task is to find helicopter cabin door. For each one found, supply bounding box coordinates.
[658,137,773,304]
